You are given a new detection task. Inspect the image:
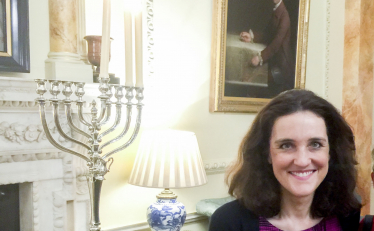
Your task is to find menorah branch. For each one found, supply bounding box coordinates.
[53,102,91,150]
[98,104,122,140]
[102,106,142,159]
[99,105,131,152]
[37,101,90,162]
[77,102,92,127]
[99,103,112,126]
[65,103,91,139]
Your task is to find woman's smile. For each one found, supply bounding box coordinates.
[289,170,316,179]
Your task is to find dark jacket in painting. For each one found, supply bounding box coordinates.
[253,1,295,90]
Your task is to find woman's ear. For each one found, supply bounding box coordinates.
[268,155,272,164]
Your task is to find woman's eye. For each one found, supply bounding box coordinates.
[280,143,293,149]
[310,142,321,149]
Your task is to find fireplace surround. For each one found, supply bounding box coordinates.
[0,77,97,231]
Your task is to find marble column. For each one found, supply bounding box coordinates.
[45,0,92,82]
[49,0,78,53]
[343,0,374,214]
[77,0,89,64]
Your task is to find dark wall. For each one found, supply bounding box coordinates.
[227,0,273,34]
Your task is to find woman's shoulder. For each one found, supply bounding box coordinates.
[213,200,255,215]
[337,209,361,231]
[209,200,259,231]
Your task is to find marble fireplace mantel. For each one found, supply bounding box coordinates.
[0,77,99,231]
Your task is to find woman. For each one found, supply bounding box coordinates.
[209,89,361,231]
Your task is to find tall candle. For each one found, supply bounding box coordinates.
[124,10,133,87]
[134,11,143,88]
[99,0,111,79]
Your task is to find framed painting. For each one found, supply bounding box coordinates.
[210,0,310,112]
[0,0,29,73]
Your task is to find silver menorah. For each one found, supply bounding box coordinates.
[34,77,144,231]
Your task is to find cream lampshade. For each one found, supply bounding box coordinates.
[129,130,207,231]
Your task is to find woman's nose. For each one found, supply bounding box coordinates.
[293,148,311,166]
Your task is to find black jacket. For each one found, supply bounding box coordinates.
[209,200,360,231]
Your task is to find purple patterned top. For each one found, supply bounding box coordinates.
[259,216,342,231]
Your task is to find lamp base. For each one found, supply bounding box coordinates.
[147,189,187,231]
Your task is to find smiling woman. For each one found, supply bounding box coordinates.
[269,111,330,201]
[209,89,361,231]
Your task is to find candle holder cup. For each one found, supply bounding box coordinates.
[84,35,119,84]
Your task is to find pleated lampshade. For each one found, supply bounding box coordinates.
[129,130,207,188]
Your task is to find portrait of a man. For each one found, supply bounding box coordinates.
[224,0,299,99]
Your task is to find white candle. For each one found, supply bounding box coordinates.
[134,11,143,88]
[124,9,133,87]
[99,0,111,79]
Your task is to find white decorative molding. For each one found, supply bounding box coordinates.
[52,154,74,231]
[33,182,40,231]
[104,212,208,231]
[203,158,233,175]
[0,120,71,144]
[0,100,94,113]
[53,191,65,231]
[0,150,63,164]
[146,0,154,78]
[76,174,89,195]
[0,100,38,108]
[324,0,331,99]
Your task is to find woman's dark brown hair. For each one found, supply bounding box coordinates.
[226,89,361,218]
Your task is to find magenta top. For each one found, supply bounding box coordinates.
[259,216,341,231]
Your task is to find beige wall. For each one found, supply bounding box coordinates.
[99,0,347,230]
[0,0,363,230]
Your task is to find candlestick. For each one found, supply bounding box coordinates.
[135,10,143,88]
[99,0,111,79]
[124,10,133,87]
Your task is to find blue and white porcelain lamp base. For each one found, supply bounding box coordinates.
[147,188,187,231]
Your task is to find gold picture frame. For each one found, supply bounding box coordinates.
[210,0,310,113]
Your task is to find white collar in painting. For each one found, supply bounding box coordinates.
[274,0,282,11]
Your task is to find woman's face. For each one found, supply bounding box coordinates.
[269,111,329,199]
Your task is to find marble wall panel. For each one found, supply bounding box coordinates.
[343,0,374,214]
[49,0,78,53]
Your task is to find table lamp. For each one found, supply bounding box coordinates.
[129,130,208,231]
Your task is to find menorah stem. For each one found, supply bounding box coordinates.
[38,101,90,162]
[102,106,142,159]
[77,102,92,127]
[52,103,91,150]
[65,103,91,139]
[87,176,103,231]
